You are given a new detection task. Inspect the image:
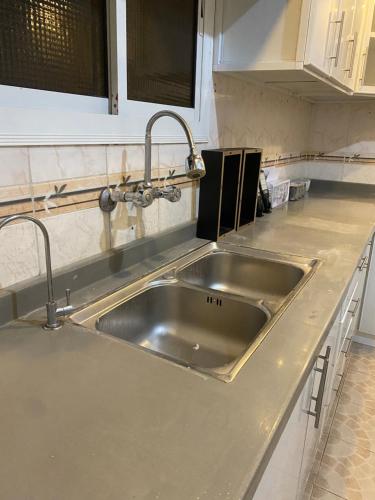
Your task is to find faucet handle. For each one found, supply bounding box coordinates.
[65,288,71,307]
[160,185,182,203]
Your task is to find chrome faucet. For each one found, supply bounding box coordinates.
[0,215,73,330]
[99,110,206,212]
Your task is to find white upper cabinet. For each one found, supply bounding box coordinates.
[304,0,341,77]
[214,0,375,99]
[214,0,305,71]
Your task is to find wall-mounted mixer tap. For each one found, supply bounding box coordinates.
[99,111,206,212]
[0,215,74,330]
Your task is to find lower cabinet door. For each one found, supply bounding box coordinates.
[298,341,334,496]
[253,388,309,500]
[359,238,375,336]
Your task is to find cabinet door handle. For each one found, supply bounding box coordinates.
[344,32,358,78]
[358,256,369,272]
[329,11,345,67]
[308,346,331,429]
[360,48,369,82]
[348,298,360,316]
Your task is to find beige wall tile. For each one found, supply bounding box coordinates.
[159,144,187,171]
[158,184,195,233]
[0,147,31,187]
[0,220,40,288]
[36,207,110,273]
[109,202,139,249]
[310,101,375,157]
[29,145,107,183]
[305,161,344,181]
[212,74,312,156]
[342,163,375,184]
[309,104,352,154]
[347,103,375,156]
[106,144,159,176]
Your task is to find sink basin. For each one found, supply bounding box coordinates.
[96,283,269,371]
[177,251,305,312]
[71,242,318,382]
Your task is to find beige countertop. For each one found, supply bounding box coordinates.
[0,184,374,500]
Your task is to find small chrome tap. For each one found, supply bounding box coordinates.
[99,110,206,212]
[0,215,74,330]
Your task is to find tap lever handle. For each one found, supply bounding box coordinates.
[65,288,71,306]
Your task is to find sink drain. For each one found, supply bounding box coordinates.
[206,296,222,307]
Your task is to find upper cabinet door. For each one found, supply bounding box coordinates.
[304,0,342,76]
[330,0,358,89]
[356,1,375,94]
[214,0,305,70]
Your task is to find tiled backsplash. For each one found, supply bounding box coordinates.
[1,75,374,289]
[310,102,375,156]
[266,159,375,185]
[0,74,314,289]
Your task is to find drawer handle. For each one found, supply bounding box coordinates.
[341,336,353,357]
[358,256,369,272]
[333,372,344,394]
[308,346,331,429]
[348,298,360,316]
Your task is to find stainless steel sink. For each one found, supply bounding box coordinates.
[71,242,318,382]
[177,251,307,313]
[96,283,269,370]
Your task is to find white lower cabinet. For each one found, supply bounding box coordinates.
[252,388,309,500]
[359,237,375,337]
[252,241,371,499]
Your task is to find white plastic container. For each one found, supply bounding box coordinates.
[267,179,290,208]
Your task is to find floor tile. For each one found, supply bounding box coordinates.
[315,435,375,499]
[350,342,375,358]
[330,400,375,453]
[348,357,375,377]
[340,370,375,411]
[311,485,345,499]
[348,344,375,377]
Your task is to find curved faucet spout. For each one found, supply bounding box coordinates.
[0,215,55,304]
[0,215,72,330]
[144,110,205,187]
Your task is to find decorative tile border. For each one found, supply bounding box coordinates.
[0,167,196,220]
[0,150,374,222]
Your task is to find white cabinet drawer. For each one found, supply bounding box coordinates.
[340,278,359,324]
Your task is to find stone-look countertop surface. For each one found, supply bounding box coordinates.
[0,186,374,500]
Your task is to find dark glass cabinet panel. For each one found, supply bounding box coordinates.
[127,0,198,108]
[0,0,108,97]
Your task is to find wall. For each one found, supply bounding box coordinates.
[0,73,313,289]
[210,74,312,157]
[305,101,375,185]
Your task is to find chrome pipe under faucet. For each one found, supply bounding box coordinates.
[99,111,206,212]
[0,215,73,330]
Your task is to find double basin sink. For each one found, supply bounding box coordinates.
[71,243,318,382]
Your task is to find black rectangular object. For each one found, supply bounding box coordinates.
[0,0,108,97]
[197,148,262,241]
[237,149,262,229]
[197,149,242,241]
[126,0,198,108]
